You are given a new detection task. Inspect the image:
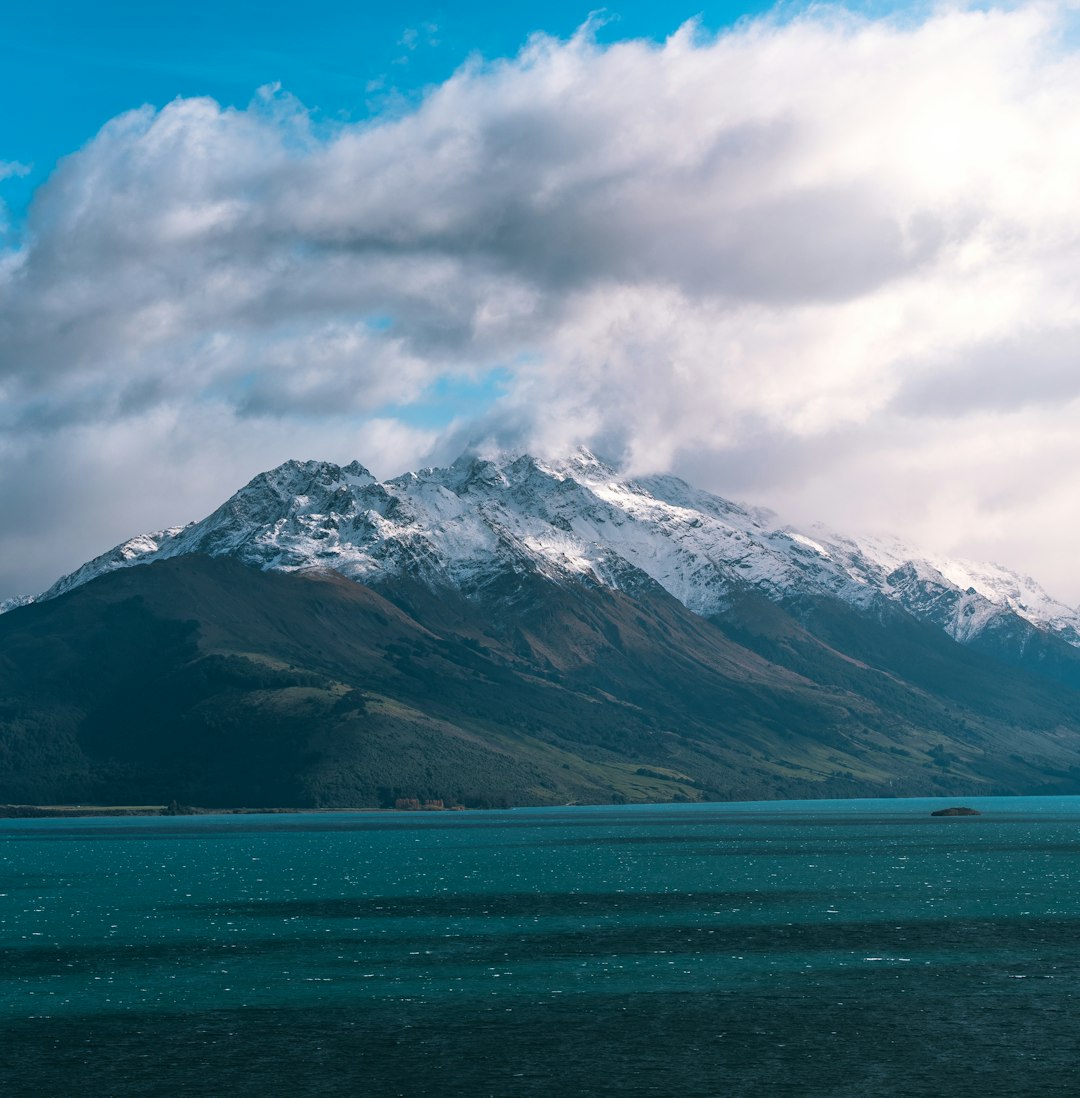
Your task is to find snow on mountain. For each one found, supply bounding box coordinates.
[791,526,1080,647]
[7,448,1080,652]
[0,595,34,614]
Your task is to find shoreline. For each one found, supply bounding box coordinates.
[0,796,1018,820]
[0,803,392,819]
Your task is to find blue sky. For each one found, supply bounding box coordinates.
[4,0,1080,606]
[0,0,780,227]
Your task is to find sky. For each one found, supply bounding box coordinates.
[4,0,1080,606]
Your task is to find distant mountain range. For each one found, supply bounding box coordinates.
[4,449,1080,808]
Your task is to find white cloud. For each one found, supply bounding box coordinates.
[5,2,1080,601]
[0,160,31,181]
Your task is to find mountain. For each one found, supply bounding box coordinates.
[3,449,1080,808]
[9,448,1080,659]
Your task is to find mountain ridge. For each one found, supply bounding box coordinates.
[7,448,1079,668]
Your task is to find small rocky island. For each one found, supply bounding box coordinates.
[931,806,982,817]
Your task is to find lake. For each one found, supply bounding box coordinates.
[2,796,1078,1096]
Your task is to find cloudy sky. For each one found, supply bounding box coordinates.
[4,0,1080,604]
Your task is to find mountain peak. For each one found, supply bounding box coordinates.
[551,444,619,478]
[249,457,376,491]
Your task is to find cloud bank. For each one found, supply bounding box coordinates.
[5,2,1080,601]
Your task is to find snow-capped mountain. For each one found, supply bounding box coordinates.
[7,448,1079,653]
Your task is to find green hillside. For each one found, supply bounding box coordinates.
[2,555,1080,808]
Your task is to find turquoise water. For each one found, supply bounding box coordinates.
[3,796,1079,1095]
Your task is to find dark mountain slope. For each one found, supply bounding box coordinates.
[4,554,1080,808]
